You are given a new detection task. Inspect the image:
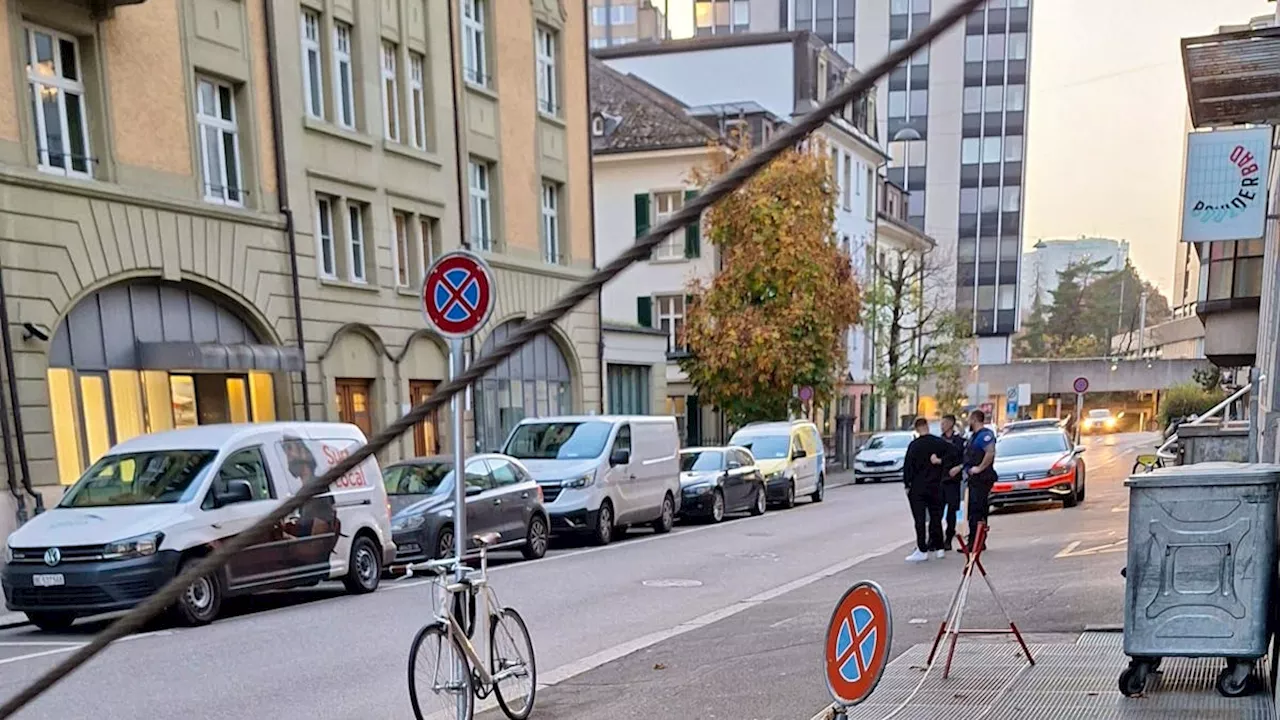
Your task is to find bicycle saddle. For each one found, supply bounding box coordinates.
[472,532,501,548]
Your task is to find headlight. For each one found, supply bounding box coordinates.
[392,514,426,532]
[684,483,713,493]
[563,473,595,489]
[103,532,163,560]
[4,544,12,564]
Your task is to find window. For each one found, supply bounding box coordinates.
[986,33,1005,61]
[611,4,636,23]
[301,11,324,119]
[695,0,713,29]
[1006,84,1025,111]
[652,191,684,260]
[541,181,561,264]
[489,458,523,487]
[26,26,92,177]
[888,90,906,118]
[964,35,984,62]
[1008,32,1028,60]
[590,37,608,49]
[209,448,274,507]
[316,195,336,277]
[381,42,400,141]
[607,365,651,415]
[469,159,492,250]
[962,137,980,165]
[906,140,927,167]
[347,203,367,282]
[656,294,686,352]
[591,6,607,26]
[890,0,909,13]
[392,211,410,287]
[865,167,875,221]
[409,380,441,456]
[462,0,488,87]
[536,26,557,115]
[842,152,852,210]
[335,378,373,438]
[909,89,927,117]
[1001,186,1021,212]
[408,52,427,149]
[733,0,750,25]
[591,115,604,136]
[418,217,437,283]
[963,86,982,113]
[981,136,1000,163]
[908,190,925,218]
[960,187,978,213]
[984,85,1003,112]
[997,285,1016,310]
[334,22,355,129]
[980,186,999,212]
[1003,134,1023,162]
[196,77,243,205]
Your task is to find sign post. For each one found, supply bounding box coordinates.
[1005,386,1018,422]
[824,580,893,713]
[421,250,494,718]
[1072,377,1089,444]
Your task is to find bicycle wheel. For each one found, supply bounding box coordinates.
[408,623,474,720]
[489,607,537,720]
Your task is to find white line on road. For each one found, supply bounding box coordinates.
[0,630,173,666]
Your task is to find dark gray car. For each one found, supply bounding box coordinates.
[386,454,549,565]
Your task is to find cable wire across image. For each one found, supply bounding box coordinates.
[0,0,987,716]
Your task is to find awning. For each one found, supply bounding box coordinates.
[1183,26,1280,128]
[137,342,304,373]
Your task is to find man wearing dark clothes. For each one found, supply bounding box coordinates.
[902,418,952,562]
[959,409,998,553]
[938,414,967,550]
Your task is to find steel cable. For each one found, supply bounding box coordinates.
[0,0,984,715]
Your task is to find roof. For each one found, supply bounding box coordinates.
[593,30,804,60]
[110,422,361,453]
[1182,26,1280,127]
[589,57,721,154]
[685,101,772,117]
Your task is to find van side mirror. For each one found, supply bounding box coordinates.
[214,479,254,508]
[792,448,807,459]
[1075,446,1087,455]
[609,448,631,466]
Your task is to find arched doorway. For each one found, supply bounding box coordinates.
[46,279,301,484]
[474,320,574,451]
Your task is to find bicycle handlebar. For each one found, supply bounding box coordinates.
[403,557,460,578]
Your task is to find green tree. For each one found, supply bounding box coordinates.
[679,140,861,425]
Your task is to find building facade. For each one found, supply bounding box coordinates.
[587,0,667,49]
[0,0,600,539]
[1019,236,1130,318]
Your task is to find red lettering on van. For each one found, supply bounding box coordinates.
[321,444,368,488]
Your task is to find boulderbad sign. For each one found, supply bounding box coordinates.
[1181,126,1272,243]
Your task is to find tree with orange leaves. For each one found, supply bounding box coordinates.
[679,139,861,424]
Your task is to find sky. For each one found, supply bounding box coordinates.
[660,0,1276,296]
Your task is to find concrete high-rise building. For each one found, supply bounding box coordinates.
[588,0,670,49]
[678,0,1034,365]
[1020,237,1130,317]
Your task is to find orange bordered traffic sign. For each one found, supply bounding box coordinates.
[824,580,893,708]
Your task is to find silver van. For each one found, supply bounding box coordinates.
[502,416,681,546]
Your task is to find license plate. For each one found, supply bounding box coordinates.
[33,574,64,587]
[1012,481,1030,491]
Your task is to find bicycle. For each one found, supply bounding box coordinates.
[1131,452,1165,474]
[405,532,536,720]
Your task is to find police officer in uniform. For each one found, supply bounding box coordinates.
[953,409,997,552]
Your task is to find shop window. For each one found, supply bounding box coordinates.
[170,375,199,428]
[143,370,174,432]
[474,321,573,451]
[410,380,442,456]
[250,371,276,422]
[47,369,83,485]
[109,370,145,445]
[336,378,374,437]
[226,377,250,423]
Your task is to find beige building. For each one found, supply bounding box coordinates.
[0,0,598,537]
[587,0,667,49]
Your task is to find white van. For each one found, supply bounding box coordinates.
[502,416,680,546]
[1,422,395,631]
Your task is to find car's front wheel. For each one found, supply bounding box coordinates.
[709,490,725,523]
[171,559,223,627]
[592,501,615,546]
[342,534,382,594]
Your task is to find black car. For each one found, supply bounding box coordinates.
[385,454,549,564]
[678,447,767,523]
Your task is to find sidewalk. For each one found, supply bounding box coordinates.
[0,611,26,629]
[817,631,1276,720]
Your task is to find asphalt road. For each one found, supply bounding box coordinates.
[0,432,1154,720]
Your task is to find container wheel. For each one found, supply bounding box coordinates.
[1216,663,1256,697]
[1118,661,1150,697]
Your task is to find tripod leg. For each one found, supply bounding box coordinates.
[943,555,977,679]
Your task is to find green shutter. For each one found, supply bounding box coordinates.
[634,193,651,236]
[684,189,701,258]
[637,296,653,328]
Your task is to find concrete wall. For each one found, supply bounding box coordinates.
[921,358,1211,396]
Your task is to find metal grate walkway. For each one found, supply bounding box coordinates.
[836,632,1276,720]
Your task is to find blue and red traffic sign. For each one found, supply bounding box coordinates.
[1073,376,1089,394]
[824,580,892,707]
[422,250,495,339]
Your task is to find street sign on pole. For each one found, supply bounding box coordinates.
[824,581,893,709]
[1006,387,1018,419]
[1072,376,1089,394]
[799,386,814,403]
[421,251,495,602]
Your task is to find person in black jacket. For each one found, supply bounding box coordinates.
[902,418,953,562]
[938,414,967,550]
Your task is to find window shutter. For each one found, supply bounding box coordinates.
[683,189,701,258]
[636,296,653,328]
[634,193,651,236]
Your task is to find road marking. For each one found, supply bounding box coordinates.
[0,630,172,666]
[1055,539,1127,559]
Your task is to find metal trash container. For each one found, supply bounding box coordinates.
[1119,462,1280,698]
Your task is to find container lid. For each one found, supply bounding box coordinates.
[1126,462,1280,488]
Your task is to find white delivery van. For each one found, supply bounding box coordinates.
[502,416,680,546]
[2,422,395,631]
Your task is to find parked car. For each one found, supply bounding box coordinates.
[852,431,914,484]
[678,447,767,523]
[1081,409,1118,434]
[991,429,1087,509]
[728,420,825,508]
[385,454,549,565]
[502,416,681,546]
[1000,418,1067,436]
[2,422,395,631]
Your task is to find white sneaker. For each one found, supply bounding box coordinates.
[935,550,946,559]
[905,550,929,563]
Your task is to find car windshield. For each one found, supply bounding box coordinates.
[998,433,1070,457]
[1088,410,1111,418]
[866,434,912,450]
[504,421,612,460]
[60,450,216,508]
[681,450,724,472]
[383,462,452,495]
[733,435,789,459]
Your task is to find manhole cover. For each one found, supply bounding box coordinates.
[642,579,703,588]
[726,551,777,560]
